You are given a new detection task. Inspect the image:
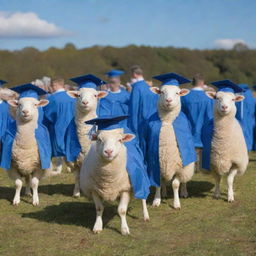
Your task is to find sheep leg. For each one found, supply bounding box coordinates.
[172,177,181,209]
[161,181,167,198]
[227,169,237,203]
[8,169,22,206]
[73,169,80,198]
[213,172,221,199]
[141,199,150,222]
[152,187,161,207]
[31,176,40,206]
[55,157,63,174]
[180,183,188,198]
[25,175,32,197]
[118,192,130,235]
[92,192,104,234]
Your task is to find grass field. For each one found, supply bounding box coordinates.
[0,153,255,256]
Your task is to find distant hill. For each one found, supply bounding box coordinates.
[1,44,255,87]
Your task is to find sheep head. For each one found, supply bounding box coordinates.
[8,98,48,122]
[0,88,18,102]
[151,85,189,111]
[91,129,135,161]
[206,91,244,117]
[68,88,108,113]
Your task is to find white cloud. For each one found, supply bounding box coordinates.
[214,38,247,49]
[0,12,70,39]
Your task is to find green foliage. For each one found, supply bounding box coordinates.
[0,45,256,86]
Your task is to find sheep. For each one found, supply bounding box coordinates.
[66,88,108,197]
[5,97,57,206]
[204,90,249,202]
[80,128,149,235]
[148,85,196,209]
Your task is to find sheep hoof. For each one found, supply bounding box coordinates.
[93,229,102,234]
[144,217,150,222]
[174,206,181,210]
[173,202,181,210]
[121,227,130,235]
[228,196,234,203]
[66,167,72,173]
[13,199,20,206]
[25,192,32,197]
[152,199,161,207]
[33,201,39,206]
[73,192,80,198]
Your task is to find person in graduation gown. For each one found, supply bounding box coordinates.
[145,73,196,188]
[84,115,151,200]
[181,73,214,171]
[128,65,158,156]
[235,84,255,151]
[0,80,15,149]
[253,85,256,151]
[98,70,130,119]
[0,83,52,170]
[43,78,76,160]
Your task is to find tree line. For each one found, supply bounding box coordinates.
[0,43,255,88]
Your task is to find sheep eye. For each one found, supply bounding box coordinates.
[94,94,97,97]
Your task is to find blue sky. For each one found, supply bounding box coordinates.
[0,0,255,50]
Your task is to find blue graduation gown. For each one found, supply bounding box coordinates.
[44,91,75,157]
[0,101,14,143]
[98,89,130,116]
[0,107,52,170]
[181,90,214,148]
[146,112,197,187]
[235,89,255,151]
[128,80,159,156]
[97,100,150,199]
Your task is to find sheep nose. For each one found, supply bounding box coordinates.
[82,101,88,106]
[166,98,172,103]
[22,110,29,115]
[104,149,113,155]
[222,105,228,110]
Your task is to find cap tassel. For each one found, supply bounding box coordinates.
[88,123,98,139]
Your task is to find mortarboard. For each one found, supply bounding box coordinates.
[11,83,47,99]
[211,80,244,93]
[105,70,125,78]
[85,115,128,131]
[70,74,106,90]
[0,80,7,87]
[153,73,191,86]
[238,84,249,91]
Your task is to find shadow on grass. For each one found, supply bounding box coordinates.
[0,186,14,202]
[39,183,74,197]
[22,201,119,232]
[147,180,214,204]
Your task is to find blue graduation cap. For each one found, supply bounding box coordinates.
[85,115,129,131]
[70,74,106,90]
[11,83,47,99]
[153,72,191,86]
[211,80,244,93]
[105,70,125,78]
[0,80,7,87]
[238,84,249,91]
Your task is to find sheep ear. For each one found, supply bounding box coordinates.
[91,134,98,141]
[122,133,135,142]
[235,95,244,102]
[97,91,108,99]
[7,100,18,107]
[205,91,216,99]
[179,88,190,96]
[67,90,79,98]
[37,99,49,107]
[150,87,161,94]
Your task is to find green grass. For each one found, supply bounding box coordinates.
[0,153,256,256]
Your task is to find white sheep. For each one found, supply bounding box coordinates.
[80,128,149,235]
[6,97,56,205]
[204,90,248,202]
[66,88,108,197]
[148,85,196,209]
